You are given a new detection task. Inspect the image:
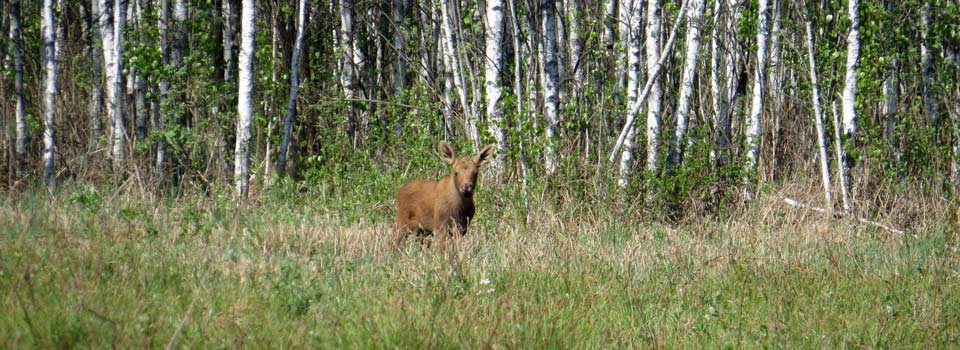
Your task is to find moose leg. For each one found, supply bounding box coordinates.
[389,223,408,250]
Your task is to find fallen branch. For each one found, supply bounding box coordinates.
[782,198,904,235]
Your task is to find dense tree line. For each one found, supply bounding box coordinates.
[1,0,958,214]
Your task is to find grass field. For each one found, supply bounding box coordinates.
[1,179,958,349]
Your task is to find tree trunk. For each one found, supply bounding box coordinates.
[156,0,169,172]
[340,0,362,146]
[644,0,663,176]
[277,0,307,176]
[608,0,688,163]
[541,0,561,175]
[832,101,850,212]
[42,0,57,191]
[99,0,118,163]
[86,0,103,155]
[439,0,479,148]
[111,0,127,169]
[840,0,860,207]
[667,0,704,170]
[708,0,723,164]
[617,0,641,189]
[235,0,255,198]
[921,2,938,125]
[393,0,408,93]
[805,21,833,215]
[485,0,506,170]
[566,0,583,98]
[133,0,147,142]
[11,0,26,179]
[223,0,235,84]
[603,0,617,51]
[744,0,769,192]
[883,0,899,158]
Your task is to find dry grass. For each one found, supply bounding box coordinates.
[0,179,958,348]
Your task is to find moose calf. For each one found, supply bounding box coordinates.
[390,141,494,249]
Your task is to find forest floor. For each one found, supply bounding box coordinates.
[1,179,958,349]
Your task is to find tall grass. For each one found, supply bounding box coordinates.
[1,173,957,349]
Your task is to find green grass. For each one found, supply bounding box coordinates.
[1,180,958,349]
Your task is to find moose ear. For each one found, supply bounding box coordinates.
[476,144,495,164]
[439,141,456,164]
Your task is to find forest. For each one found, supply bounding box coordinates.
[1,0,959,348]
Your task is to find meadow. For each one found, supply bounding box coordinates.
[1,170,957,349]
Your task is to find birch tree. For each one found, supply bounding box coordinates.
[223,0,235,83]
[618,0,642,189]
[87,0,103,153]
[485,0,507,170]
[744,0,769,188]
[11,0,26,179]
[805,21,833,214]
[604,0,617,50]
[439,0,479,148]
[542,0,561,174]
[708,0,723,164]
[340,0,364,145]
[155,0,169,172]
[838,0,860,211]
[832,102,850,212]
[132,0,147,141]
[111,0,126,169]
[42,0,57,191]
[277,0,307,176]
[921,2,938,124]
[644,0,663,176]
[566,0,583,96]
[882,0,899,153]
[393,0,407,92]
[235,0,255,198]
[667,0,704,170]
[98,0,120,164]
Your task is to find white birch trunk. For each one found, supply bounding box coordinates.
[99,0,118,160]
[566,0,583,96]
[111,0,127,169]
[485,0,507,170]
[235,0,255,198]
[616,0,632,91]
[393,0,408,92]
[42,0,57,191]
[542,0,561,175]
[841,0,860,139]
[439,0,479,148]
[156,0,169,172]
[840,0,860,206]
[340,0,364,144]
[744,0,768,192]
[667,0,704,170]
[277,0,307,176]
[11,0,27,179]
[921,3,938,124]
[608,0,688,163]
[223,0,234,83]
[617,0,642,189]
[603,0,617,50]
[883,0,898,153]
[832,101,850,212]
[133,0,147,141]
[644,0,663,175]
[805,21,833,214]
[87,0,104,153]
[717,0,743,166]
[708,0,724,164]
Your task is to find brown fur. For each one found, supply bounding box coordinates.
[390,141,494,249]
